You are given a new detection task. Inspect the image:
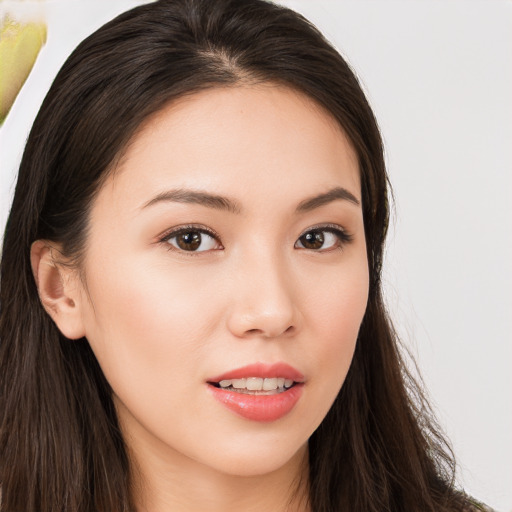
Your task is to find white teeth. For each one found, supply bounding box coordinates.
[215,377,296,391]
[246,377,263,390]
[263,377,278,391]
[231,379,246,389]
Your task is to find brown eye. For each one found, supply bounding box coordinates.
[295,227,350,251]
[165,229,219,252]
[298,230,325,250]
[176,231,201,250]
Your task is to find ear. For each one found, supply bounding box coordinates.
[30,240,86,340]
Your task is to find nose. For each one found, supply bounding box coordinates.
[226,252,301,339]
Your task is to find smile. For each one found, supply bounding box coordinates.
[207,363,305,422]
[214,377,295,392]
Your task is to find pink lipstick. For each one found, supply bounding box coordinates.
[207,362,304,422]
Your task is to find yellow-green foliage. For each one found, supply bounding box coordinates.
[0,15,47,123]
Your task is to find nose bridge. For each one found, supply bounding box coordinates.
[226,243,299,338]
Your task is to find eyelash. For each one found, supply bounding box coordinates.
[159,225,222,255]
[296,224,353,251]
[159,223,353,254]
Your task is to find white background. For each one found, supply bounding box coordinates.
[1,1,510,510]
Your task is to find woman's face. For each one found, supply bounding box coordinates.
[75,85,368,477]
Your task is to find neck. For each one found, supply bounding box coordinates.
[129,440,310,512]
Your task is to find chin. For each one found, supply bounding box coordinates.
[193,432,309,478]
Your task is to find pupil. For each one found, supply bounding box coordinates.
[177,232,201,250]
[302,231,324,249]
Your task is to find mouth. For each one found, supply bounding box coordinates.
[208,377,297,395]
[206,362,305,422]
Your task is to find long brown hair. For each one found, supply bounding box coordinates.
[0,0,479,510]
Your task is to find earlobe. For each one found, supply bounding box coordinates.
[30,240,86,340]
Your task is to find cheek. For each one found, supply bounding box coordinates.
[300,255,368,407]
[80,253,220,399]
[308,251,368,336]
[79,254,230,464]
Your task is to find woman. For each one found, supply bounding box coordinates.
[0,0,487,510]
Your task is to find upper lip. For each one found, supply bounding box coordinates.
[208,362,305,383]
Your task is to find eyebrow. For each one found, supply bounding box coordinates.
[295,187,360,212]
[142,189,242,214]
[141,186,360,213]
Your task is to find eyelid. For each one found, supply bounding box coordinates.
[295,223,353,250]
[159,224,219,240]
[158,224,223,250]
[297,223,351,240]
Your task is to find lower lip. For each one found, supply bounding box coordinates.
[208,384,304,422]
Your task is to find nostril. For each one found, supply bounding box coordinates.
[244,325,295,337]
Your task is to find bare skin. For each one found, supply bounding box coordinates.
[31,84,368,511]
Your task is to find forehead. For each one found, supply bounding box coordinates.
[98,84,361,215]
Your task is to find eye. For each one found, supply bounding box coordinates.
[162,227,222,252]
[295,226,351,251]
